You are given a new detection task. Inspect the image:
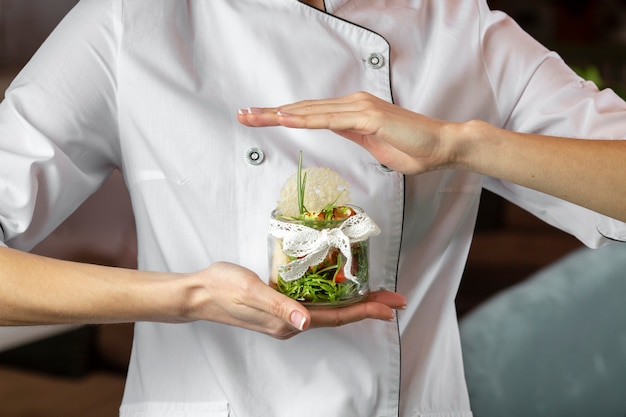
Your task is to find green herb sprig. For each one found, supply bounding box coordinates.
[297,151,307,216]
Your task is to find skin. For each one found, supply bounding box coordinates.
[238,91,626,223]
[301,0,325,10]
[3,0,620,342]
[0,0,408,339]
[0,245,406,338]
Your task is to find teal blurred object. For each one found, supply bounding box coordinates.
[460,242,626,417]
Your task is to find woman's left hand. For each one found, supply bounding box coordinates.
[237,91,461,175]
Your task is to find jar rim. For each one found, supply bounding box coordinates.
[271,205,363,227]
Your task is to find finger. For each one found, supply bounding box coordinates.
[239,106,371,136]
[309,302,393,328]
[237,107,281,127]
[277,98,360,115]
[276,92,379,114]
[241,281,312,331]
[279,101,389,139]
[237,93,375,129]
[275,110,373,134]
[364,290,407,309]
[308,290,406,328]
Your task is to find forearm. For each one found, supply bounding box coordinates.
[453,120,626,222]
[0,245,405,337]
[239,92,626,223]
[0,246,183,326]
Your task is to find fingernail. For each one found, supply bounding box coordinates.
[290,311,307,331]
[248,107,263,115]
[238,108,249,115]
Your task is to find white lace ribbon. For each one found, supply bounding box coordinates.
[268,213,381,283]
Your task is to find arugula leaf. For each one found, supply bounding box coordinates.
[276,243,368,304]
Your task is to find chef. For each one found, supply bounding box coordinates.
[1,1,625,416]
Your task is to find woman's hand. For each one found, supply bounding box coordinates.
[238,91,460,175]
[0,246,405,339]
[239,91,626,222]
[181,262,406,340]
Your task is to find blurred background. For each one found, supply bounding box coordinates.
[1,1,135,416]
[0,1,625,416]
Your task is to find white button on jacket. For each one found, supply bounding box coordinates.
[1,0,625,416]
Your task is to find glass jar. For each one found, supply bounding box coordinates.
[268,206,374,307]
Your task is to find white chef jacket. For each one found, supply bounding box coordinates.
[1,0,626,416]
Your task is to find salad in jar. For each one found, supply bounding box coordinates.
[268,152,380,307]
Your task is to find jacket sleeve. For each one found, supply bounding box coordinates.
[476,1,626,246]
[0,0,122,251]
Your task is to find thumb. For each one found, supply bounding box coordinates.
[261,285,311,331]
[288,307,310,331]
[263,287,310,331]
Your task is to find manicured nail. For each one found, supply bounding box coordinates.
[238,108,249,115]
[290,311,307,331]
[248,107,263,115]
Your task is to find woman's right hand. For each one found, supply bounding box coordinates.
[0,247,404,339]
[180,262,406,340]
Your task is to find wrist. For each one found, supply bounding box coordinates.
[443,119,496,173]
[121,270,197,324]
[151,272,206,323]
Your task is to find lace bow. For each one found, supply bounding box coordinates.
[268,213,381,283]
